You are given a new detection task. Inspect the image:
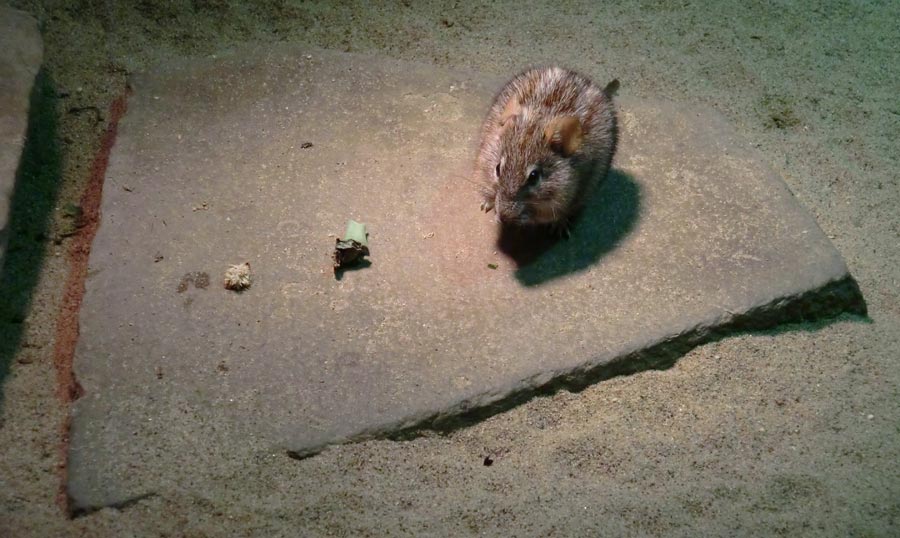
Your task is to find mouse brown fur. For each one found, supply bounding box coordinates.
[474,67,618,235]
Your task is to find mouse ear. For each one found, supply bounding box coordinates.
[544,116,583,157]
[498,96,522,127]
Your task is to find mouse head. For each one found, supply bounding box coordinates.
[492,102,584,225]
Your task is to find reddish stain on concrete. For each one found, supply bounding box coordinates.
[53,89,130,515]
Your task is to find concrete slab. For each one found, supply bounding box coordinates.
[67,45,864,511]
[0,7,43,270]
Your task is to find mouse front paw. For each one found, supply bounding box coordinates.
[480,199,495,213]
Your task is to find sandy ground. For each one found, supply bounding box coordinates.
[0,1,897,536]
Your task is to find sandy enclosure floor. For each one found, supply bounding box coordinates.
[1,1,897,536]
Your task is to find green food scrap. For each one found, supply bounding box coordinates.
[333,219,370,269]
[343,220,368,247]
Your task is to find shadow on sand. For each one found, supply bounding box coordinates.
[0,69,62,410]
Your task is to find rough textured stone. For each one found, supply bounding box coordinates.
[0,7,43,270]
[67,46,864,511]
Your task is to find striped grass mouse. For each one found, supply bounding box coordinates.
[475,67,619,235]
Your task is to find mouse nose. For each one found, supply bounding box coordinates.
[497,203,526,224]
[496,204,514,223]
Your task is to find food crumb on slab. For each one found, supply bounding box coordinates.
[333,219,370,270]
[224,262,251,291]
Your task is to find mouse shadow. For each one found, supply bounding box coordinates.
[497,169,641,286]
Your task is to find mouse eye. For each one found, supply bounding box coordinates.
[495,162,501,178]
[526,167,541,186]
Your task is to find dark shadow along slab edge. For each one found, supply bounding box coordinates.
[286,275,866,459]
